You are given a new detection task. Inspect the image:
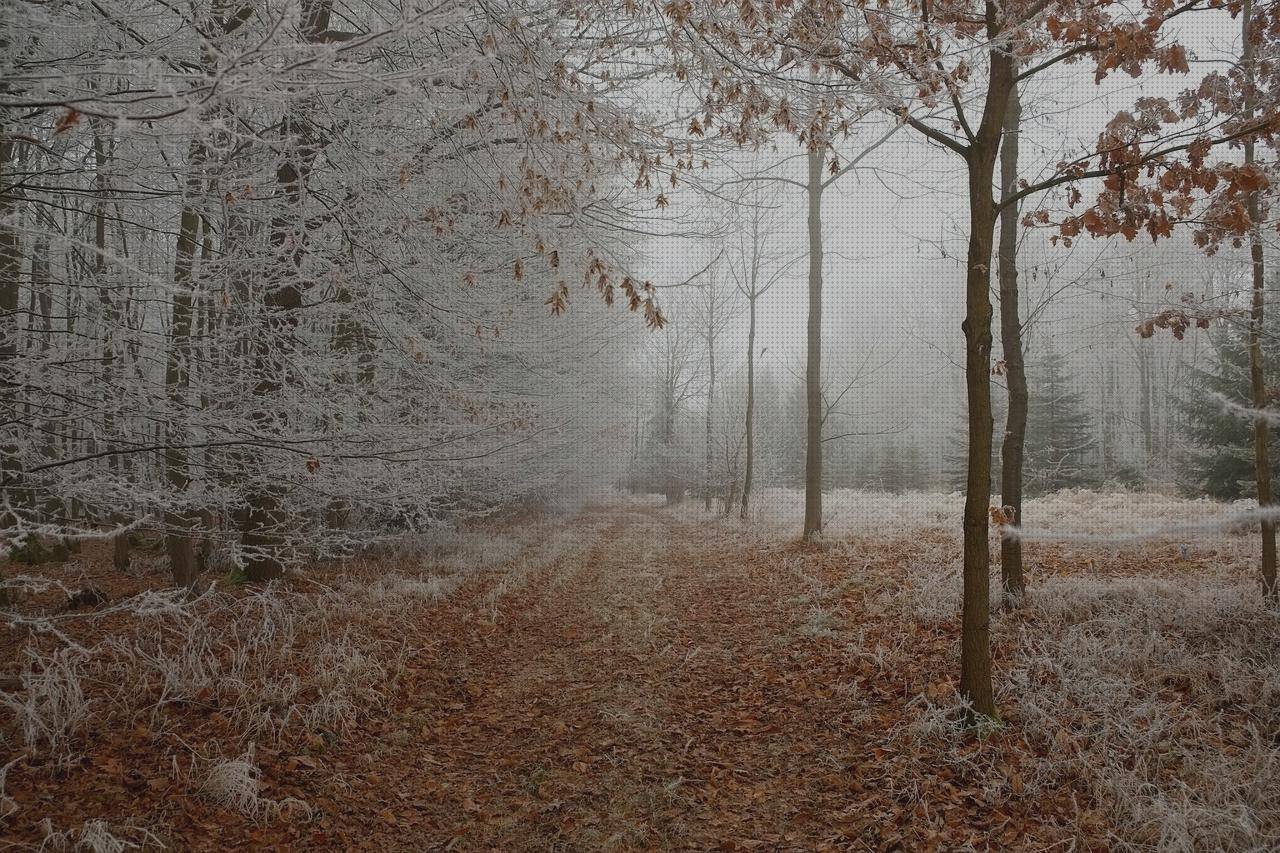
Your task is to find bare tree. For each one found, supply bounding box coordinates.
[0,133,21,529]
[728,193,788,519]
[802,146,825,540]
[693,269,738,511]
[720,126,899,539]
[1242,0,1277,599]
[650,325,701,505]
[997,83,1028,604]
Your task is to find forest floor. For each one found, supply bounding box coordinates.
[3,498,1278,851]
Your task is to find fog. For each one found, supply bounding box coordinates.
[4,0,1280,846]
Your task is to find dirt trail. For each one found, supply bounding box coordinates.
[318,509,922,851]
[6,508,1099,851]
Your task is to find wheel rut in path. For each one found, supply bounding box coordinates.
[340,510,899,850]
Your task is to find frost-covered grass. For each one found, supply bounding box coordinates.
[0,586,405,766]
[36,818,163,852]
[731,486,1253,547]
[196,747,310,823]
[7,500,1272,848]
[0,515,590,800]
[1005,574,1280,851]
[740,487,1278,849]
[888,558,1280,851]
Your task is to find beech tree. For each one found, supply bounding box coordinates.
[1,0,673,582]
[716,128,899,539]
[727,191,787,518]
[612,0,1274,716]
[693,268,738,511]
[996,83,1029,603]
[1062,0,1280,599]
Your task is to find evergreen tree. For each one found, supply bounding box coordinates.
[877,439,923,492]
[1180,317,1280,500]
[1024,348,1098,495]
[877,440,905,492]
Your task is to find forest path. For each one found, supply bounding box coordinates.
[313,507,935,851]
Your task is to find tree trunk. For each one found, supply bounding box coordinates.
[997,84,1027,605]
[90,126,131,573]
[705,306,715,513]
[0,136,22,527]
[325,285,367,532]
[1242,0,1277,599]
[240,0,331,581]
[163,141,205,587]
[740,294,757,519]
[1101,360,1116,479]
[662,398,683,505]
[1136,337,1154,462]
[959,42,1015,721]
[802,147,824,541]
[32,237,60,527]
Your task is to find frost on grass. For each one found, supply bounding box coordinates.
[741,487,1252,549]
[880,569,1280,851]
[197,747,310,823]
[0,754,21,822]
[1003,573,1280,851]
[1,515,598,771]
[1,647,91,767]
[0,586,403,763]
[36,818,162,852]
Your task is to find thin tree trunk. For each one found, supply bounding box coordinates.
[997,84,1027,605]
[0,136,22,526]
[705,316,715,513]
[740,293,757,519]
[90,126,131,572]
[1242,0,1277,599]
[723,459,738,516]
[1136,338,1154,462]
[32,237,58,512]
[325,284,372,532]
[163,141,204,587]
[1101,360,1116,479]
[802,146,824,541]
[662,395,682,505]
[959,37,1015,721]
[240,0,331,581]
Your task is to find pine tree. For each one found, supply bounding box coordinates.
[1024,348,1098,495]
[876,439,924,492]
[877,440,905,492]
[1180,317,1280,500]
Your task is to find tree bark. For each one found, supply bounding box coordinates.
[802,146,824,541]
[705,298,716,513]
[240,0,331,581]
[740,292,757,519]
[1242,0,1277,599]
[0,136,22,527]
[959,34,1015,721]
[163,140,205,587]
[997,84,1027,605]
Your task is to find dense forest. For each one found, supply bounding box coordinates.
[2,0,1279,848]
